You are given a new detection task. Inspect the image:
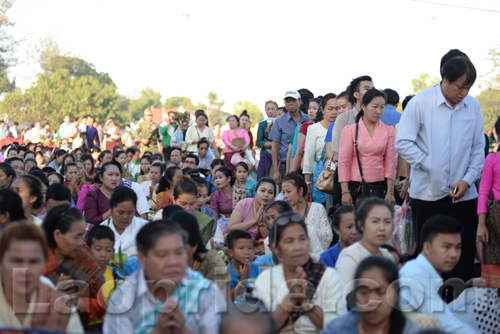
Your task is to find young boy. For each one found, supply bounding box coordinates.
[319,206,358,268]
[226,230,262,300]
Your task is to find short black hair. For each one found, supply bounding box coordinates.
[0,162,16,180]
[227,230,252,250]
[298,88,314,105]
[265,200,292,214]
[0,189,26,222]
[185,153,200,166]
[126,147,138,155]
[161,205,184,220]
[6,157,23,166]
[402,95,415,111]
[109,185,137,209]
[48,172,64,184]
[347,75,373,99]
[136,221,187,255]
[441,56,476,86]
[210,158,226,170]
[86,225,115,247]
[421,215,461,246]
[42,204,84,249]
[29,169,49,188]
[332,205,355,229]
[46,183,72,203]
[440,49,469,74]
[197,139,209,149]
[383,88,400,106]
[171,211,207,262]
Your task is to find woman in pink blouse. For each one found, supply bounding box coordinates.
[477,117,500,245]
[338,89,398,206]
[222,115,250,174]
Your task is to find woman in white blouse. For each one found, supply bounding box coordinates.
[253,212,346,333]
[281,172,332,250]
[303,93,338,204]
[185,112,216,154]
[100,185,148,257]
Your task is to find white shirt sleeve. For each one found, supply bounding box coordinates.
[303,126,316,174]
[129,180,150,215]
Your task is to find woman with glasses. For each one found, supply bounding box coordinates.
[253,212,346,333]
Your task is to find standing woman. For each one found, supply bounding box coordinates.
[185,112,217,155]
[84,160,122,225]
[9,175,44,226]
[222,115,250,174]
[338,88,398,206]
[253,212,346,333]
[281,172,332,251]
[0,163,15,189]
[211,166,246,221]
[303,94,338,204]
[256,100,278,179]
[239,110,254,149]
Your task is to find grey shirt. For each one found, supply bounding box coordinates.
[269,111,309,162]
[331,106,359,161]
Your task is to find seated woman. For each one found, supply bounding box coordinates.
[0,222,84,332]
[0,162,15,189]
[41,204,106,329]
[75,159,92,185]
[323,256,421,334]
[140,162,163,211]
[192,177,218,222]
[335,197,395,294]
[64,162,87,203]
[156,166,183,211]
[84,160,122,225]
[0,189,26,226]
[76,174,100,212]
[100,186,149,257]
[134,155,151,184]
[281,172,332,251]
[253,212,347,333]
[234,161,257,198]
[81,153,96,180]
[9,175,44,226]
[170,211,231,294]
[227,177,276,240]
[211,166,247,220]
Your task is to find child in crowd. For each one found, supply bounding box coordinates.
[135,155,151,183]
[226,230,262,300]
[234,161,257,198]
[319,206,357,268]
[114,150,133,181]
[85,225,116,330]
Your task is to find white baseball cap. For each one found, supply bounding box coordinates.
[284,90,301,100]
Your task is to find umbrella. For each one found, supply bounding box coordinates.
[0,138,19,147]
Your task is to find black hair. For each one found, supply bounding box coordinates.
[421,215,461,246]
[158,166,182,193]
[355,197,394,235]
[136,221,187,255]
[214,166,234,187]
[59,153,75,174]
[46,183,72,203]
[185,153,200,166]
[17,146,28,154]
[495,117,500,153]
[171,211,207,262]
[240,110,250,120]
[98,150,112,163]
[255,177,276,197]
[29,169,49,188]
[332,205,355,229]
[113,150,126,160]
[282,172,308,198]
[307,97,323,123]
[48,172,64,184]
[192,177,212,196]
[226,115,240,126]
[354,256,405,334]
[182,167,192,176]
[12,175,43,210]
[161,205,184,220]
[6,157,23,166]
[298,88,314,106]
[440,49,469,73]
[196,112,208,121]
[109,185,137,209]
[347,75,373,101]
[42,166,56,174]
[42,204,84,249]
[441,56,476,86]
[265,200,292,214]
[24,157,37,166]
[210,158,226,170]
[269,212,308,248]
[173,178,198,200]
[54,149,67,159]
[6,146,18,157]
[0,162,16,181]
[185,168,202,178]
[139,155,151,176]
[126,147,138,155]
[383,89,400,106]
[24,151,36,160]
[355,88,387,123]
[73,147,83,156]
[151,153,164,162]
[227,230,252,250]
[99,160,123,181]
[197,139,209,149]
[235,161,249,172]
[402,95,415,111]
[80,153,95,175]
[0,189,26,222]
[86,225,115,247]
[63,161,78,174]
[150,162,165,175]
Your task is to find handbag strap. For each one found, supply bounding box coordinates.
[354,122,366,183]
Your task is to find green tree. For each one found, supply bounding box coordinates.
[128,87,162,120]
[207,91,228,125]
[0,0,16,93]
[476,88,500,133]
[164,96,194,110]
[233,100,264,124]
[411,73,440,94]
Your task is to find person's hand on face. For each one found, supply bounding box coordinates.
[239,259,251,280]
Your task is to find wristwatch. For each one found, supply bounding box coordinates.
[302,303,316,313]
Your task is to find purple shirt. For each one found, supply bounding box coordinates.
[86,126,100,148]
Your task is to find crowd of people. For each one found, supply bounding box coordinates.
[0,48,498,334]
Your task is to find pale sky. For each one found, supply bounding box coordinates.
[7,0,500,116]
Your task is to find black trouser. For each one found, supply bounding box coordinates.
[163,146,174,162]
[412,197,477,282]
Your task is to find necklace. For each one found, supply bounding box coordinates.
[303,202,310,219]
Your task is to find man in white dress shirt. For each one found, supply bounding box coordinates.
[395,55,484,282]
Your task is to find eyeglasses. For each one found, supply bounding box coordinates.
[273,212,304,227]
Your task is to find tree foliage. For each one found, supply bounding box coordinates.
[127,88,162,121]
[411,73,440,94]
[207,91,229,125]
[233,100,264,124]
[164,96,194,110]
[0,0,16,93]
[476,88,500,133]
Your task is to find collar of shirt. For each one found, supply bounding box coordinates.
[435,84,468,110]
[415,253,443,287]
[284,111,309,124]
[136,268,191,301]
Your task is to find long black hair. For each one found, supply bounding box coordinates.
[355,88,387,123]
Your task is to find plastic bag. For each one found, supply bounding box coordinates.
[391,200,416,257]
[170,127,184,147]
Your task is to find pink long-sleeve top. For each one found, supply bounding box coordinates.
[478,152,500,215]
[222,129,250,153]
[338,118,398,183]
